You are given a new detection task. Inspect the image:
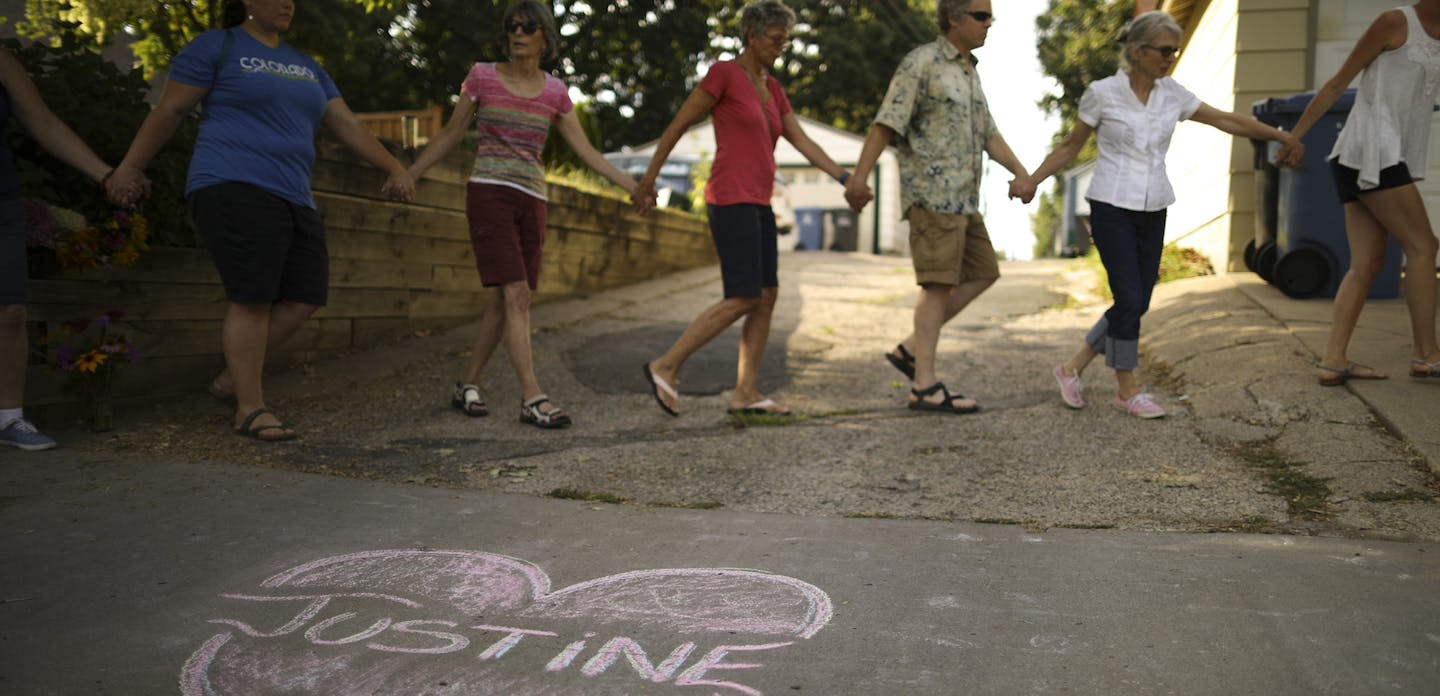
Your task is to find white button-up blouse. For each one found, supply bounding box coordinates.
[1078,71,1202,212]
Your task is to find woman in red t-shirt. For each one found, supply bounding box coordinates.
[637,0,855,418]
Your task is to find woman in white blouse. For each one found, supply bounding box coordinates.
[1278,1,1440,385]
[1015,11,1302,418]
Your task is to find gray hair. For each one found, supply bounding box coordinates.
[739,0,796,43]
[1118,10,1183,71]
[937,0,973,33]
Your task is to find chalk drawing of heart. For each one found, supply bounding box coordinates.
[181,549,834,695]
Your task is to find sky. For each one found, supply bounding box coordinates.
[973,0,1063,261]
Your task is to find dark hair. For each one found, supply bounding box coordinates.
[503,1,562,62]
[221,0,247,29]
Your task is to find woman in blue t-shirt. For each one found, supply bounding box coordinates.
[0,47,138,452]
[108,0,415,441]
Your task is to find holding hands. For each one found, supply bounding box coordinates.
[1274,132,1306,169]
[1008,176,1038,204]
[104,164,151,208]
[631,177,659,215]
[843,177,873,213]
[381,168,416,203]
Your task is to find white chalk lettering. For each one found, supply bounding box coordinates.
[368,620,470,655]
[580,637,697,682]
[184,550,834,695]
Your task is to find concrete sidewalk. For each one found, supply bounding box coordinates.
[3,254,1439,693]
[2,451,1436,695]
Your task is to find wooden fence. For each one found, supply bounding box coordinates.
[23,138,714,417]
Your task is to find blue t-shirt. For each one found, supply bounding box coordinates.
[170,29,340,208]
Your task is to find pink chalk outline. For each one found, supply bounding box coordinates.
[181,549,833,694]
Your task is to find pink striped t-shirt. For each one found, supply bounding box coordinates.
[461,62,573,200]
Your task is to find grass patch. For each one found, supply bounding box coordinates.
[728,412,807,427]
[652,500,725,510]
[843,511,899,519]
[1231,442,1332,519]
[1361,488,1434,502]
[973,517,1025,526]
[1074,244,1216,303]
[1056,523,1117,530]
[547,488,629,505]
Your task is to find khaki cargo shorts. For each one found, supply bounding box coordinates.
[907,205,1001,286]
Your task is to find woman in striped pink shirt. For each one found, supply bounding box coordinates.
[409,0,651,429]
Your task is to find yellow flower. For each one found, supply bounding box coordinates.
[75,350,107,373]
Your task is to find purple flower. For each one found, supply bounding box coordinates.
[23,199,56,248]
[56,343,77,369]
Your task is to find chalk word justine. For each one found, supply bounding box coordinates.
[181,549,834,695]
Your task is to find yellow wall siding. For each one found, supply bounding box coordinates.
[1163,0,1309,272]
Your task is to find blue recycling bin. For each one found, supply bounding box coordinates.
[794,207,826,251]
[1252,90,1402,299]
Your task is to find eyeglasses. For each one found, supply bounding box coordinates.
[505,18,540,35]
[963,11,994,23]
[762,33,792,48]
[1143,44,1180,58]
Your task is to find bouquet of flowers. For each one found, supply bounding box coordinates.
[34,311,139,431]
[25,199,149,273]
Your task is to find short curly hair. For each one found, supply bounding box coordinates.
[739,1,797,44]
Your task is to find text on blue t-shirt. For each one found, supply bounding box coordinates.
[169,28,340,208]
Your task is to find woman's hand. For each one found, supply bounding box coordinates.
[631,181,657,215]
[382,169,415,202]
[1275,134,1306,168]
[843,177,873,213]
[105,165,149,208]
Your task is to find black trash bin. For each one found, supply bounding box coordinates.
[827,208,858,251]
[1251,90,1402,299]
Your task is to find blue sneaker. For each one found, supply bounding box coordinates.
[0,418,58,451]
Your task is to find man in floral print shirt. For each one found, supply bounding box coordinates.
[846,0,1027,414]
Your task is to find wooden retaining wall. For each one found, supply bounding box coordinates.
[23,139,714,413]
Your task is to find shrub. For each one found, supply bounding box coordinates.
[4,36,197,248]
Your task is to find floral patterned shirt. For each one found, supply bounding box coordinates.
[874,37,997,217]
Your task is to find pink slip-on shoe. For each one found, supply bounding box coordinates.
[1113,392,1166,419]
[1053,364,1085,408]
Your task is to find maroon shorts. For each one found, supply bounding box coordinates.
[466,182,547,290]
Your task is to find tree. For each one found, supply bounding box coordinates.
[1034,0,1134,129]
[18,1,936,149]
[1030,0,1134,256]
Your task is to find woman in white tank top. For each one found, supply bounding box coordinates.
[1282,1,1440,384]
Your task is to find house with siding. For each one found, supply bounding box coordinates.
[1153,0,1440,272]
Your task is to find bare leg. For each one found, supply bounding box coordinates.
[0,304,26,410]
[1315,201,1396,380]
[461,288,507,385]
[1062,343,1099,378]
[495,281,545,402]
[224,302,295,438]
[1353,185,1440,364]
[894,278,996,357]
[210,301,319,395]
[647,295,761,413]
[732,287,779,408]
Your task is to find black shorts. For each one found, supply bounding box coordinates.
[707,203,778,298]
[190,182,329,306]
[0,199,25,305]
[1329,160,1414,203]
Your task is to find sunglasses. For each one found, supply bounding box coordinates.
[1143,44,1180,58]
[963,11,993,22]
[504,18,540,35]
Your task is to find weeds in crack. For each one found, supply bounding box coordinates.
[1230,442,1332,520]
